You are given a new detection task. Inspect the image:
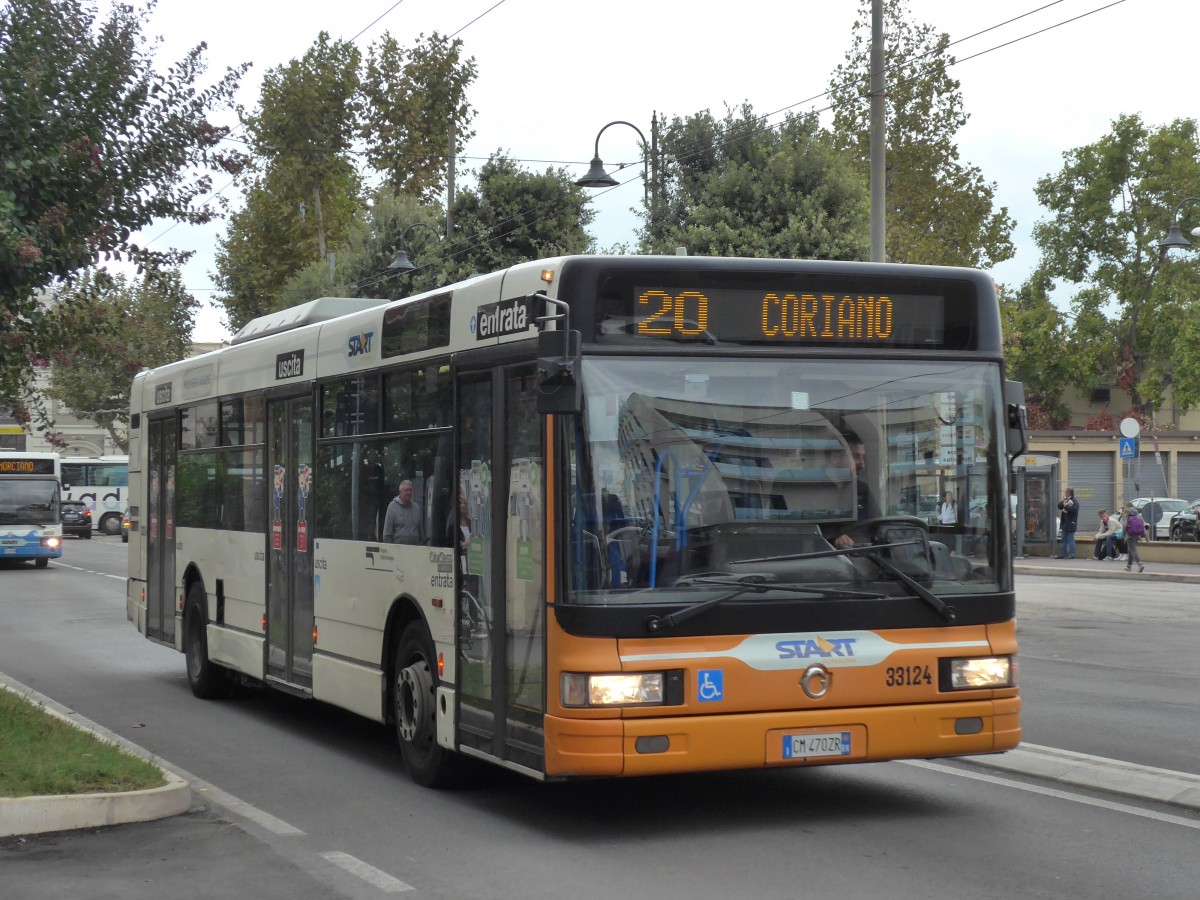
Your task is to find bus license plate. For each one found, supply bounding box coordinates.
[782,731,852,760]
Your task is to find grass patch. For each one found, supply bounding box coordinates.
[0,688,165,798]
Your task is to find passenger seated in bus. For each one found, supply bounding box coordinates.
[383,480,426,544]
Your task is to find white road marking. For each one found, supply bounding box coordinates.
[51,561,125,581]
[321,851,414,893]
[904,759,1200,830]
[190,780,306,836]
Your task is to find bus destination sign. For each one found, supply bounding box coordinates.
[0,457,56,475]
[610,286,948,347]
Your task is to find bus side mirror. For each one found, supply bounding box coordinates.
[534,294,583,415]
[536,328,582,414]
[1004,380,1028,459]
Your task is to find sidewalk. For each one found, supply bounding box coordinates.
[1015,552,1200,584]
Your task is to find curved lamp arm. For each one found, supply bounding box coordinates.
[1158,197,1200,254]
[388,221,442,272]
[575,121,650,206]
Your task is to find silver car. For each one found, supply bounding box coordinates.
[1128,497,1186,540]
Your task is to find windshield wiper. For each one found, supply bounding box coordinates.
[645,574,885,633]
[739,542,957,623]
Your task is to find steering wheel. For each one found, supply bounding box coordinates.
[838,515,928,544]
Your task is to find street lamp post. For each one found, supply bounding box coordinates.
[575,116,660,242]
[1157,197,1200,255]
[387,221,442,273]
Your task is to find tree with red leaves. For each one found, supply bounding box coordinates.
[0,0,249,428]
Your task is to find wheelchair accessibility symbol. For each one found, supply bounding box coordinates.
[698,669,724,702]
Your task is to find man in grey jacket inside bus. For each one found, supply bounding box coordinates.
[383,480,426,544]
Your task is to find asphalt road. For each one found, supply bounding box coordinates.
[2,539,1199,899]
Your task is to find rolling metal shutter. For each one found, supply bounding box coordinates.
[1176,452,1200,503]
[1126,450,1168,500]
[1067,451,1116,519]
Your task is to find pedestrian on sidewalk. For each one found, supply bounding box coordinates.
[1054,487,1080,559]
[1122,503,1145,573]
[1092,508,1119,560]
[1111,508,1128,560]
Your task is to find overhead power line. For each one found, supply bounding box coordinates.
[174,0,1129,293]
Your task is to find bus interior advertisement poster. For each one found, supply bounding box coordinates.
[297,464,311,553]
[272,464,286,550]
[596,282,970,348]
[165,469,175,540]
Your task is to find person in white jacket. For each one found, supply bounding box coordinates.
[1092,508,1119,560]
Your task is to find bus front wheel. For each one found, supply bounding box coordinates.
[392,622,461,787]
[184,584,233,699]
[99,513,122,536]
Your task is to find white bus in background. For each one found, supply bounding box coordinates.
[61,455,129,535]
[0,451,63,566]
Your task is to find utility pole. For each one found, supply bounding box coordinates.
[446,119,456,238]
[869,0,886,262]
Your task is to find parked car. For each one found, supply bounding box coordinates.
[60,499,92,539]
[1128,497,1187,540]
[1168,499,1200,542]
[121,504,131,543]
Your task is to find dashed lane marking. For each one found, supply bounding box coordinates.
[320,851,414,893]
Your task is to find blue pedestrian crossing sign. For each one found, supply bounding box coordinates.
[1119,437,1137,459]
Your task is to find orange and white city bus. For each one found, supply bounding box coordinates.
[126,256,1026,786]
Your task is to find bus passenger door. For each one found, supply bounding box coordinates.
[145,416,177,645]
[456,367,546,773]
[266,394,315,689]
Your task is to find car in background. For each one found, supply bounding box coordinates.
[121,504,131,543]
[1168,499,1200,542]
[60,499,92,539]
[1128,497,1186,540]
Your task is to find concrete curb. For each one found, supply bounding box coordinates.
[961,742,1200,811]
[0,678,192,838]
[0,771,191,838]
[1014,562,1200,584]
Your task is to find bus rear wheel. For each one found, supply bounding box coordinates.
[393,622,461,787]
[184,583,233,699]
[99,513,122,536]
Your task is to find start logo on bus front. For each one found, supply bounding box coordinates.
[622,631,990,671]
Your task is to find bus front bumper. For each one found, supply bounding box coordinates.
[0,538,62,559]
[544,696,1020,778]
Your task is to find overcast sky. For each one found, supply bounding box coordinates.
[130,0,1195,341]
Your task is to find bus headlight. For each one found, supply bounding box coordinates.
[944,656,1013,690]
[42,537,61,550]
[561,672,665,707]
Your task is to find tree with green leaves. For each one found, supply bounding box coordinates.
[359,32,477,203]
[215,30,478,328]
[428,154,594,289]
[829,0,1014,268]
[215,32,363,331]
[651,105,868,259]
[0,0,248,424]
[1033,113,1200,422]
[999,272,1072,430]
[43,269,198,451]
[277,155,594,304]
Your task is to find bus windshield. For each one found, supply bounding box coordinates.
[566,356,1008,604]
[0,479,60,526]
